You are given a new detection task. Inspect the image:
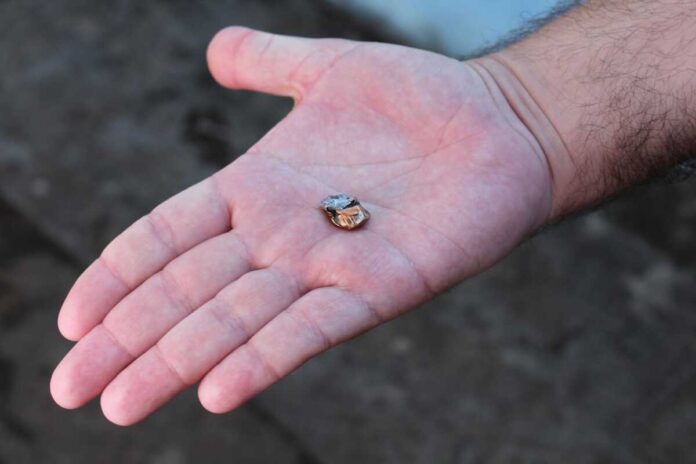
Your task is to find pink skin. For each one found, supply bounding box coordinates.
[50,27,553,425]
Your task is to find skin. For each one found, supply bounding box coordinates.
[50,27,552,425]
[51,0,696,425]
[487,0,696,216]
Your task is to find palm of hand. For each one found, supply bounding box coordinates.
[51,28,551,425]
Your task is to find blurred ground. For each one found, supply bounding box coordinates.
[2,1,696,463]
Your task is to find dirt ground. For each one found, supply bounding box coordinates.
[2,1,696,463]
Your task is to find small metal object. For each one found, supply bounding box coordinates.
[320,193,370,230]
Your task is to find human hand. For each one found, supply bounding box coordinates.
[50,27,552,425]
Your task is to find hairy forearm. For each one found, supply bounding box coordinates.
[473,0,696,220]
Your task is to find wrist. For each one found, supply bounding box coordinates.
[471,53,579,222]
[473,1,696,223]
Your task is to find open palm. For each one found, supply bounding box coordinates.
[51,27,552,425]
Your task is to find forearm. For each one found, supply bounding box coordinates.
[473,0,696,220]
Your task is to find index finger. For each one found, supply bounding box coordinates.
[57,175,232,340]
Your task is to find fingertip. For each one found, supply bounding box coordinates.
[57,277,92,341]
[100,385,139,427]
[198,379,226,414]
[50,359,87,410]
[198,361,261,415]
[51,326,133,414]
[57,259,130,342]
[57,303,85,341]
[101,348,186,425]
[207,26,256,88]
[198,378,238,414]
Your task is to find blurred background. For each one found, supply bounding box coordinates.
[2,1,696,463]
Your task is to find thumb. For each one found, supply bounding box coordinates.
[207,26,358,101]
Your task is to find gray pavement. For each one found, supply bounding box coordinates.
[2,1,696,463]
